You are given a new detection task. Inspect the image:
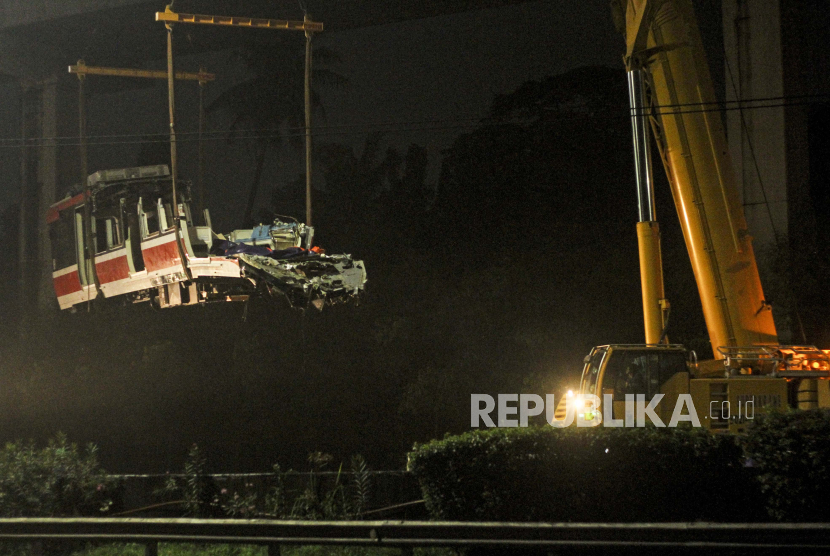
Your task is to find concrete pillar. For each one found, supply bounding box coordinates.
[19,83,41,321]
[37,77,58,312]
[18,76,63,319]
[722,0,787,249]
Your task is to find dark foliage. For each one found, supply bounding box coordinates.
[0,433,119,517]
[159,444,221,518]
[408,426,764,522]
[743,409,830,521]
[207,42,347,226]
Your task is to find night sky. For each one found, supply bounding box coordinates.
[0,0,622,228]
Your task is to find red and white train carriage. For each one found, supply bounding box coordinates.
[47,164,365,311]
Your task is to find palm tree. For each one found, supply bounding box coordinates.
[207,42,347,226]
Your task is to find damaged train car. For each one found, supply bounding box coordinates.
[47,164,366,311]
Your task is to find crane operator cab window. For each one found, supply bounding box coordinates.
[582,349,606,397]
[602,349,687,401]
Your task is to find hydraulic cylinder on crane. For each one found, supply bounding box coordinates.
[628,68,669,345]
[618,0,777,355]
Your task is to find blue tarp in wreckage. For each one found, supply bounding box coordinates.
[211,240,311,260]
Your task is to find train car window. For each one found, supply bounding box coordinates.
[94,217,122,253]
[50,210,76,270]
[74,210,89,286]
[147,210,159,235]
[92,219,104,254]
[127,213,145,272]
[106,218,121,249]
[182,202,193,225]
[163,203,175,231]
[140,197,159,237]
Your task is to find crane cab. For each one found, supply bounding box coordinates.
[578,344,692,426]
[570,344,830,433]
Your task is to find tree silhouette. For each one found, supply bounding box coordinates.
[207,42,347,226]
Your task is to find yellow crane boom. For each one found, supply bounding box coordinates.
[619,0,777,355]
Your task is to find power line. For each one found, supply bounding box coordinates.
[23,90,830,143]
[0,115,488,144]
[0,116,490,145]
[0,122,488,149]
[639,91,830,110]
[648,98,823,117]
[0,96,826,150]
[1,90,826,145]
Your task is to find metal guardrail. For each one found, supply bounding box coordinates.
[2,519,830,553]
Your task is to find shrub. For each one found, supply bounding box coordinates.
[742,408,830,521]
[253,452,373,520]
[159,444,222,518]
[163,448,374,520]
[407,426,762,522]
[0,433,117,517]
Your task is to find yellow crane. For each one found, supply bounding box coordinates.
[562,0,829,431]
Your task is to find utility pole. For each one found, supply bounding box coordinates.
[18,85,30,332]
[155,8,323,226]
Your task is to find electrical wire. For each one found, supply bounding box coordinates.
[0,122,488,148]
[0,90,824,146]
[0,95,827,150]
[0,90,827,145]
[0,116,488,144]
[635,91,830,110]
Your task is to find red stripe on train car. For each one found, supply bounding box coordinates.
[53,269,82,298]
[142,235,181,272]
[95,254,131,284]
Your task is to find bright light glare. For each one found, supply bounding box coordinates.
[574,396,585,409]
[567,390,574,398]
